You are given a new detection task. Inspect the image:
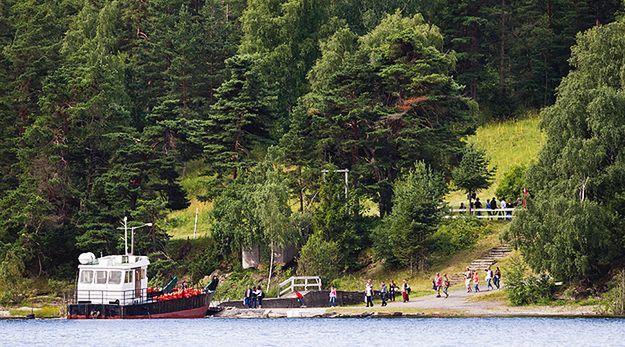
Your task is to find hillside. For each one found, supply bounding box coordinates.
[168,115,545,239]
[446,115,545,207]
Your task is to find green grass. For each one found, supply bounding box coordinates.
[446,114,546,206]
[9,306,61,318]
[466,289,508,302]
[166,199,213,240]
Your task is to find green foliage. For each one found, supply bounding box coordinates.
[289,11,476,216]
[205,54,276,179]
[297,231,341,283]
[506,256,555,306]
[430,218,486,255]
[601,269,625,316]
[495,164,527,202]
[508,19,625,283]
[453,145,495,199]
[312,167,363,270]
[373,162,447,271]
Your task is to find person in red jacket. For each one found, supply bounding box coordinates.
[295,291,305,307]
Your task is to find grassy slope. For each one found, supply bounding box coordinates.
[446,115,545,206]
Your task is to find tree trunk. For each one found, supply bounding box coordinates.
[267,242,275,294]
[378,185,393,217]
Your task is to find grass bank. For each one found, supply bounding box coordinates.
[446,115,545,206]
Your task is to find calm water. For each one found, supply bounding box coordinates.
[1,317,624,347]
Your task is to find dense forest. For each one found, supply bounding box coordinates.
[0,0,624,297]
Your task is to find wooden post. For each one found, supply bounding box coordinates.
[193,207,199,239]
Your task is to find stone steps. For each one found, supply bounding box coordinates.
[448,245,512,285]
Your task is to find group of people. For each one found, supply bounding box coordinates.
[243,285,264,308]
[358,279,412,307]
[432,273,451,298]
[464,266,501,293]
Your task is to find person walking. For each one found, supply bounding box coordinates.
[389,280,397,302]
[485,268,494,291]
[465,267,472,293]
[256,285,264,308]
[494,267,502,289]
[365,280,374,307]
[402,280,410,302]
[434,273,443,298]
[380,281,388,307]
[473,271,480,292]
[443,274,450,298]
[329,286,337,307]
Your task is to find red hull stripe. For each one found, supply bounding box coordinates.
[68,305,208,319]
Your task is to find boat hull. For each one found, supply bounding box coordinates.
[68,292,213,319]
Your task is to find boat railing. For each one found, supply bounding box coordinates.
[72,288,151,306]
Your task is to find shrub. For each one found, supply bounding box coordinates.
[430,218,486,254]
[600,269,625,315]
[506,256,555,306]
[495,164,527,202]
[297,232,340,283]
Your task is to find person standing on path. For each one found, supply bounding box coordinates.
[485,268,494,291]
[251,286,258,308]
[380,281,388,307]
[435,273,443,298]
[465,267,472,293]
[389,280,397,302]
[473,271,480,292]
[494,267,502,289]
[365,279,374,307]
[244,286,251,308]
[329,286,337,307]
[256,285,264,308]
[443,274,450,298]
[402,279,410,302]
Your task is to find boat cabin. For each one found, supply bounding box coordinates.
[76,253,150,305]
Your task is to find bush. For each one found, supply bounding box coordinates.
[430,218,486,254]
[495,164,527,202]
[297,232,340,283]
[600,269,625,315]
[506,256,555,306]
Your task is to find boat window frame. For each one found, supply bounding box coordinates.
[95,270,107,284]
[124,270,133,283]
[108,270,122,284]
[141,268,146,280]
[80,270,93,284]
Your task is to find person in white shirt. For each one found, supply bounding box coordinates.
[485,267,494,290]
[365,280,374,307]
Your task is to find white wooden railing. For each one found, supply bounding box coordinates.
[278,276,322,297]
[446,208,516,220]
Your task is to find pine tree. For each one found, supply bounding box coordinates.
[205,54,275,179]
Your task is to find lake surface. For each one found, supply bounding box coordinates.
[1,317,623,347]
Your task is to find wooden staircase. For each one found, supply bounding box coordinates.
[449,245,512,285]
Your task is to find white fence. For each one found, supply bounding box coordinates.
[446,208,515,220]
[278,276,322,297]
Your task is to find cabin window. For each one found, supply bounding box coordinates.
[141,268,146,280]
[124,270,133,283]
[80,270,93,284]
[109,271,122,284]
[95,270,107,284]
